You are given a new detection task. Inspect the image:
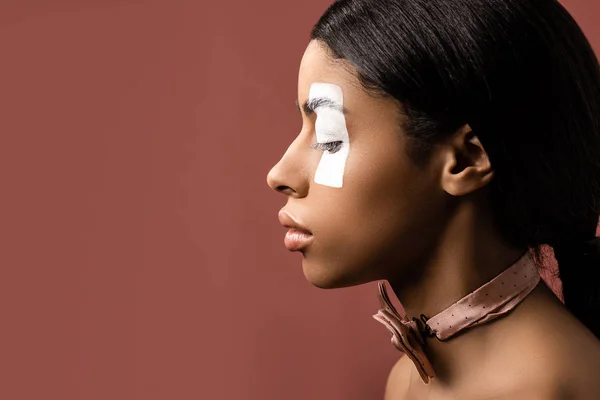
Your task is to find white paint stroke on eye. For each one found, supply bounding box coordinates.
[309,82,350,188]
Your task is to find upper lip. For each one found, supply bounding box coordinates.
[278,209,313,235]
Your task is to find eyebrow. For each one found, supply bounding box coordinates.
[295,97,347,116]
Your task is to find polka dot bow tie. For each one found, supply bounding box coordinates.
[372,252,540,384]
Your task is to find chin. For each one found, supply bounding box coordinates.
[301,258,371,289]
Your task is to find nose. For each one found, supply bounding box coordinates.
[266,138,309,198]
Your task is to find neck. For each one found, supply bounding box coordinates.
[386,200,552,386]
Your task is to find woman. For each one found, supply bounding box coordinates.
[266,0,600,398]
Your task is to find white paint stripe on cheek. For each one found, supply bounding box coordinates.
[309,83,350,188]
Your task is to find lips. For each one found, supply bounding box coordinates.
[278,209,313,251]
[278,209,312,235]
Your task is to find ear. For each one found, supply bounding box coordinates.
[439,124,494,196]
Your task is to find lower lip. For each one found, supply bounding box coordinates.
[284,229,313,251]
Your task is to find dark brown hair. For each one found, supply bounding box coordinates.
[311,0,600,338]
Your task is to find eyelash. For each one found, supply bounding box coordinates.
[310,141,343,154]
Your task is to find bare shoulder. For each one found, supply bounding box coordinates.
[475,343,600,400]
[382,295,600,400]
[462,297,600,399]
[497,311,600,400]
[548,332,600,400]
[499,371,599,400]
[384,355,412,400]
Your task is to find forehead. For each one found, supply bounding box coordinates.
[297,40,403,128]
[298,41,362,102]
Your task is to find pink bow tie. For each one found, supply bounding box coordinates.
[372,282,436,384]
[373,251,541,384]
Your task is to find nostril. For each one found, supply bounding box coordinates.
[277,186,296,196]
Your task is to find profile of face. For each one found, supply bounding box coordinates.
[266,40,485,289]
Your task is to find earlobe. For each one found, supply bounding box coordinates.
[440,125,494,196]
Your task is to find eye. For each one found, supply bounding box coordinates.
[310,141,343,154]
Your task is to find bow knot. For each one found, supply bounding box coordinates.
[372,282,436,384]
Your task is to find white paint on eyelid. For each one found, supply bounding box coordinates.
[309,82,350,188]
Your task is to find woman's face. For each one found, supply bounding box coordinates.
[266,40,447,289]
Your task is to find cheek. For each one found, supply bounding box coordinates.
[345,166,414,255]
[309,144,435,283]
[348,146,439,242]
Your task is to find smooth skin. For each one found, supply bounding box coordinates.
[266,40,600,399]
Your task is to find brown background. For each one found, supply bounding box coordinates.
[0,1,597,399]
